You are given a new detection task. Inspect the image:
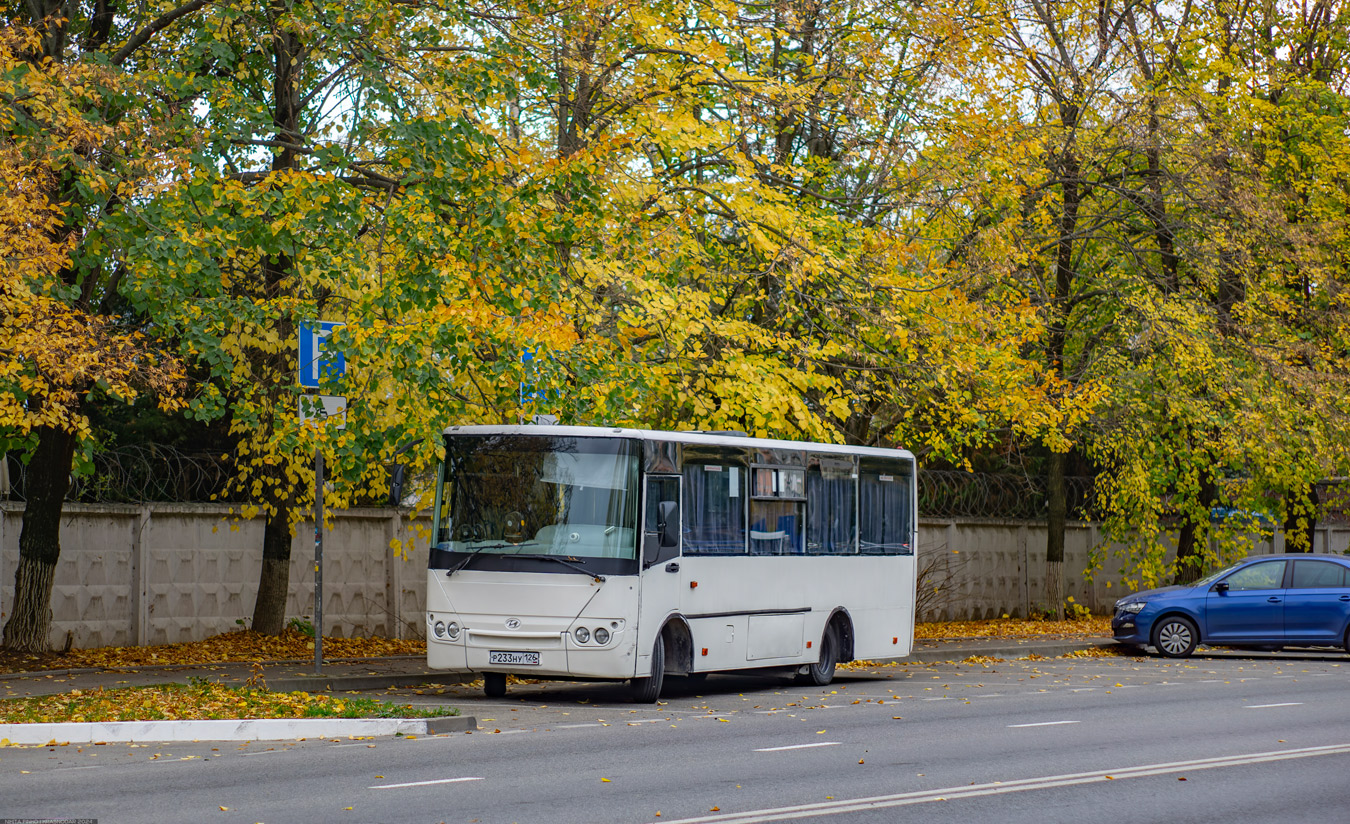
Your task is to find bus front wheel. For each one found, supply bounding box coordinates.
[629,635,665,703]
[800,625,839,686]
[483,672,507,698]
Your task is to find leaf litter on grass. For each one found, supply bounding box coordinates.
[0,629,424,673]
[0,681,459,725]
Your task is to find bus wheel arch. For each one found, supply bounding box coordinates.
[661,616,695,676]
[825,608,856,664]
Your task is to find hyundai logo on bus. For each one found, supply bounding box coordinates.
[505,618,521,629]
[298,320,347,429]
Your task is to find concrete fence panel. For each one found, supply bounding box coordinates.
[2,503,1348,649]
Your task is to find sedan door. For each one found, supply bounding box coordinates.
[1283,559,1350,644]
[1205,559,1287,643]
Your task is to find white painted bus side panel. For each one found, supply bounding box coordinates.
[688,615,750,670]
[849,557,917,660]
[747,613,805,659]
[679,556,915,669]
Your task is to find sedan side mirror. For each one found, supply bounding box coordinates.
[1213,581,1230,595]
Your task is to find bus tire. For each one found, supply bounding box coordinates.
[801,624,839,686]
[483,672,507,698]
[630,635,665,703]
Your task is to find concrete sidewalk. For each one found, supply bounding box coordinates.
[0,636,1119,744]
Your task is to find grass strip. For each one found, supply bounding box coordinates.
[0,682,458,724]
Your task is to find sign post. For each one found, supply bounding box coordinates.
[298,321,346,676]
[313,449,324,675]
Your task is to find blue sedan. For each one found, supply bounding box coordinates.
[1112,553,1350,658]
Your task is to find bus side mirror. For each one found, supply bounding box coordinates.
[658,501,679,548]
[387,464,406,507]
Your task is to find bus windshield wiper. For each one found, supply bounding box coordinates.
[446,543,513,576]
[513,553,606,582]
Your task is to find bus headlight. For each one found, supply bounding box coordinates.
[433,621,446,638]
[446,621,461,640]
[593,627,610,645]
[574,626,590,644]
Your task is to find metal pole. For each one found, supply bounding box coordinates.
[314,448,324,675]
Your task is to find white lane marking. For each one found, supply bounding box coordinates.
[238,749,290,757]
[49,765,101,772]
[1008,720,1079,728]
[371,777,483,789]
[650,743,1350,824]
[626,719,664,724]
[974,694,1004,697]
[554,723,603,729]
[922,697,954,701]
[1244,702,1303,709]
[754,742,841,753]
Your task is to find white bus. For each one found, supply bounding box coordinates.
[425,425,917,702]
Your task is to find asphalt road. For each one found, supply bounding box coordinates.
[3,650,1348,824]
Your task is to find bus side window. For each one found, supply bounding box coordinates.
[859,461,912,555]
[683,463,747,555]
[808,457,857,555]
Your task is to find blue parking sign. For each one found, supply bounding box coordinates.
[299,321,346,389]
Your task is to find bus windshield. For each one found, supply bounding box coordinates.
[436,435,640,561]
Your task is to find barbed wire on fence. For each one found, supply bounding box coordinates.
[6,445,1101,520]
[10,446,1342,528]
[2,446,241,505]
[918,469,1097,520]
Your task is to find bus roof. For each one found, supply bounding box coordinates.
[441,424,915,462]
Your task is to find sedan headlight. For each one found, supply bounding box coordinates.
[1117,601,1146,614]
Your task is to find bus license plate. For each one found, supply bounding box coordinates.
[489,650,540,666]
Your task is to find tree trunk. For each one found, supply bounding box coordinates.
[250,500,294,635]
[3,425,79,652]
[1174,476,1216,584]
[247,5,304,637]
[1283,482,1319,553]
[1045,449,1067,619]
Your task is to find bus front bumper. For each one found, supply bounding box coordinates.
[427,614,634,679]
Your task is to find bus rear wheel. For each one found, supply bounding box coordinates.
[629,635,665,703]
[483,672,507,698]
[800,624,839,686]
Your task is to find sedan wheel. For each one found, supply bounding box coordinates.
[1153,616,1198,658]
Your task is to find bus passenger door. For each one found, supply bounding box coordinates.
[637,475,682,678]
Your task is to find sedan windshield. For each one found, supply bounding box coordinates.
[436,435,640,561]
[1191,561,1246,588]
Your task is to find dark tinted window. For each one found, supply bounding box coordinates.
[683,461,746,554]
[1291,560,1347,589]
[807,456,856,554]
[858,458,913,556]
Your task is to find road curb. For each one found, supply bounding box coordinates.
[890,638,1119,665]
[268,673,474,692]
[0,714,477,745]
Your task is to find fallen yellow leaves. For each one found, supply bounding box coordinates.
[1060,646,1131,659]
[1,629,424,674]
[0,682,459,725]
[914,616,1111,640]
